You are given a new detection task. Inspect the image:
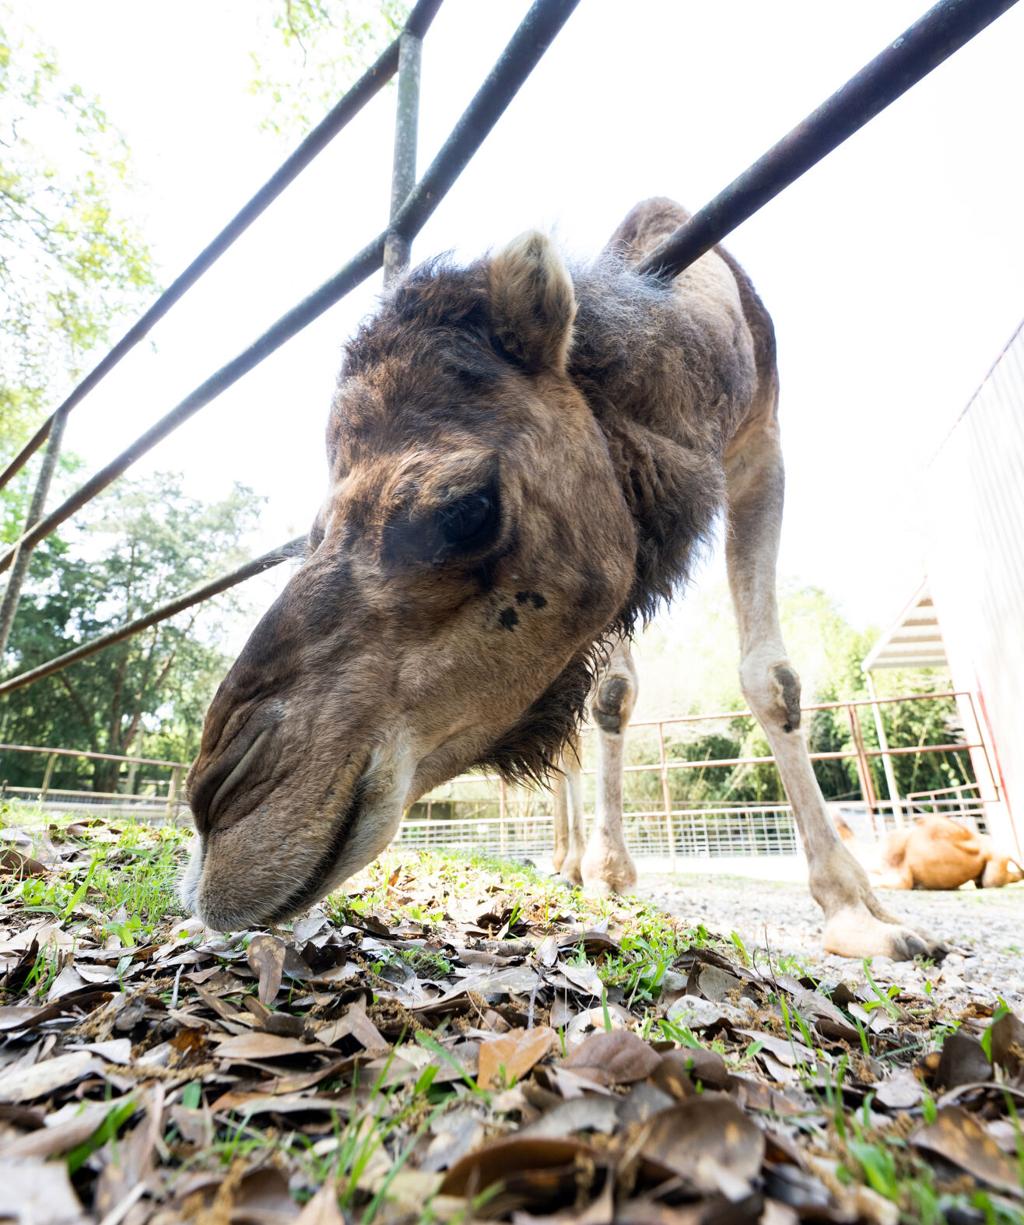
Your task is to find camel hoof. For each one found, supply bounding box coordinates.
[580,831,638,897]
[558,857,583,887]
[581,862,638,898]
[823,908,947,962]
[583,877,622,899]
[889,929,948,963]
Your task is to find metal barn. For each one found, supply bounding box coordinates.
[866,320,1024,858]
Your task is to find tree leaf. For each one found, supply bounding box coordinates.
[564,1030,661,1086]
[478,1026,556,1089]
[913,1106,1023,1196]
[247,933,286,1006]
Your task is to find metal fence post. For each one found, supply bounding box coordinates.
[383,25,423,284]
[499,778,508,856]
[846,703,879,832]
[656,721,676,872]
[0,406,70,657]
[864,672,903,827]
[166,765,185,823]
[39,752,58,802]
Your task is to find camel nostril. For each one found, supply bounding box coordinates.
[189,721,275,833]
[209,727,271,822]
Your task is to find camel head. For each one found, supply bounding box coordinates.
[182,234,638,929]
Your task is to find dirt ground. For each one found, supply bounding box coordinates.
[638,872,1024,1010]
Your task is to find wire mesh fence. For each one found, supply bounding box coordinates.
[1,690,1001,863]
[392,804,801,863]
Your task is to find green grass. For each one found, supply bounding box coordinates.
[3,820,189,940]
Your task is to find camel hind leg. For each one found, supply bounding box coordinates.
[725,420,945,960]
[552,768,569,873]
[552,735,585,884]
[581,639,639,896]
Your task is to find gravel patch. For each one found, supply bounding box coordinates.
[637,873,1024,1011]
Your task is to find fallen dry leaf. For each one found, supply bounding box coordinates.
[564,1030,660,1086]
[0,1050,98,1104]
[989,1010,1024,1077]
[0,848,48,877]
[934,1030,991,1090]
[0,1155,87,1224]
[640,1094,766,1197]
[913,1105,1023,1197]
[478,1026,556,1089]
[0,1096,124,1160]
[247,932,287,1006]
[1,823,1019,1224]
[295,1179,345,1224]
[439,1134,599,1199]
[873,1068,923,1111]
[314,997,386,1051]
[94,1085,163,1218]
[520,1095,619,1138]
[213,1032,330,1061]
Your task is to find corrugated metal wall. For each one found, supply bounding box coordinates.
[927,321,1024,856]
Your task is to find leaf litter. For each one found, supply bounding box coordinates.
[0,818,1022,1223]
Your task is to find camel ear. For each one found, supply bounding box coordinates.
[488,231,576,373]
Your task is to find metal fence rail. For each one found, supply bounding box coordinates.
[0,0,1018,699]
[1,690,997,855]
[0,0,440,657]
[0,741,187,820]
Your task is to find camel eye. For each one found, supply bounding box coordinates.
[437,491,496,550]
[383,477,501,568]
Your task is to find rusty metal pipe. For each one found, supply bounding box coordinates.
[383,29,425,284]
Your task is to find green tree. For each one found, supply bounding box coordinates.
[0,473,262,791]
[248,0,408,136]
[0,4,153,444]
[630,582,972,811]
[1,4,156,661]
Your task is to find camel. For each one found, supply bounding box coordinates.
[181,197,947,961]
[839,813,1023,891]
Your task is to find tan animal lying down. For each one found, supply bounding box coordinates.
[839,814,1022,890]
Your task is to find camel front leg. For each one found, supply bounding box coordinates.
[725,424,945,960]
[553,737,585,884]
[552,766,570,874]
[581,639,639,895]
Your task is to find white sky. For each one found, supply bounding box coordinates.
[23,1,1024,684]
